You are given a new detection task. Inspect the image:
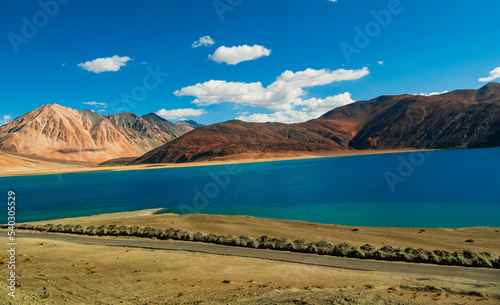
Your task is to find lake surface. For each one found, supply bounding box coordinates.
[2,148,499,227]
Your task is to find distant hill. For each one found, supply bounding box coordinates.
[132,83,500,164]
[140,114,202,138]
[0,104,202,162]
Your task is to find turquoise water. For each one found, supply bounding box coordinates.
[1,148,499,227]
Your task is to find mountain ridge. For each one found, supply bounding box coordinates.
[132,82,500,164]
[0,105,202,162]
[2,83,499,164]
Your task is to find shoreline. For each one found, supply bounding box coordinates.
[21,207,500,230]
[17,208,499,231]
[13,208,167,225]
[1,148,432,178]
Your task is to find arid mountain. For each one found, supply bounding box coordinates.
[133,83,500,164]
[0,104,201,162]
[140,114,202,138]
[323,82,500,149]
[104,112,177,151]
[174,120,205,134]
[132,118,359,164]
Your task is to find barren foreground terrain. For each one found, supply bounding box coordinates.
[1,210,498,304]
[1,235,499,305]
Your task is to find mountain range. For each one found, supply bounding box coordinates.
[0,104,201,162]
[1,82,499,164]
[132,82,500,164]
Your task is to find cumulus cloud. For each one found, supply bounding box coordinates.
[155,108,206,120]
[209,45,271,65]
[175,67,368,123]
[479,67,500,82]
[295,93,355,113]
[82,101,108,113]
[83,101,108,106]
[175,67,368,110]
[0,115,12,126]
[419,90,448,96]
[78,55,132,73]
[192,35,215,48]
[237,93,355,123]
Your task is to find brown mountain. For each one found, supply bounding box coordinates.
[132,119,355,163]
[140,114,202,138]
[104,112,177,152]
[133,82,500,164]
[0,104,201,162]
[174,119,205,134]
[324,82,500,149]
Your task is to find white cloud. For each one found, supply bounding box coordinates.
[378,61,384,66]
[155,108,206,120]
[419,90,448,96]
[83,101,108,106]
[479,67,500,82]
[77,55,132,73]
[192,35,215,48]
[209,45,271,65]
[0,115,12,126]
[82,101,108,113]
[295,92,355,113]
[174,67,368,123]
[237,92,355,123]
[175,67,368,110]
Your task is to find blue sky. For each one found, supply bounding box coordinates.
[1,0,500,125]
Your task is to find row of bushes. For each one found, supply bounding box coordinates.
[9,223,500,268]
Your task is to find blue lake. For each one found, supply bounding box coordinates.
[2,148,499,227]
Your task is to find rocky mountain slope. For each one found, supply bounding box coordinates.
[133,83,500,164]
[140,114,202,138]
[132,119,356,163]
[324,82,500,149]
[0,104,201,162]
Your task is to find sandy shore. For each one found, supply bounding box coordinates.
[3,210,499,304]
[1,148,425,177]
